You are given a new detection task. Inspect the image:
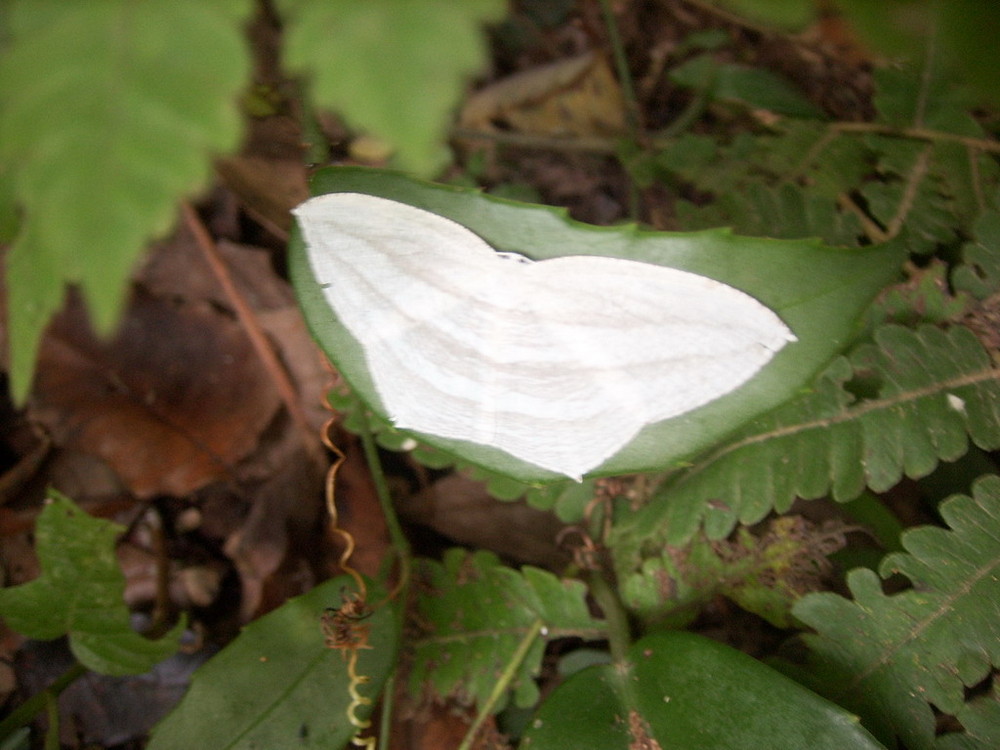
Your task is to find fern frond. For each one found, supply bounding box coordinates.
[866,260,970,328]
[791,475,1000,750]
[936,681,1000,750]
[862,137,963,253]
[407,549,605,711]
[676,181,863,245]
[610,324,1000,562]
[953,210,1000,300]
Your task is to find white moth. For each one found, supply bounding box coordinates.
[294,193,796,480]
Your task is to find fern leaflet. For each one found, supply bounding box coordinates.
[407,549,605,711]
[610,324,1000,566]
[792,475,1000,750]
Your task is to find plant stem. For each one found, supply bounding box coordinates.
[354,406,412,593]
[597,0,643,219]
[0,661,87,740]
[598,0,642,144]
[587,571,631,664]
[457,618,545,750]
[44,691,59,750]
[354,403,411,747]
[377,671,396,750]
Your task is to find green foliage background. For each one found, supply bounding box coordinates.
[0,1,999,749]
[0,0,505,402]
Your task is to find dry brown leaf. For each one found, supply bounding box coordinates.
[139,230,293,313]
[403,473,569,569]
[30,288,280,498]
[215,154,309,235]
[223,441,325,619]
[459,52,626,137]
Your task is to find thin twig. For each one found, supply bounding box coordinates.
[453,120,1000,157]
[831,122,1000,154]
[181,202,321,463]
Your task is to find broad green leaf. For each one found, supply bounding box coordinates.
[290,166,903,483]
[0,491,183,676]
[280,0,506,175]
[148,576,399,750]
[519,631,886,750]
[610,323,1000,570]
[0,0,252,402]
[793,475,1000,750]
[408,549,605,710]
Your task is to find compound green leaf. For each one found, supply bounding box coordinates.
[291,167,902,484]
[610,323,1000,577]
[953,210,1000,299]
[936,681,1000,750]
[670,55,822,118]
[408,549,604,710]
[0,0,252,402]
[793,475,1000,750]
[148,576,399,750]
[280,0,506,175]
[0,491,183,676]
[519,631,885,750]
[621,516,844,628]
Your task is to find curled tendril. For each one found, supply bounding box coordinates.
[321,374,367,601]
[319,366,374,746]
[347,647,375,748]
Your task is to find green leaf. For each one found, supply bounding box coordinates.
[676,182,864,246]
[609,323,1000,569]
[621,516,845,628]
[0,491,183,676]
[670,55,822,118]
[709,0,814,29]
[861,138,959,255]
[953,210,1000,300]
[792,475,1000,750]
[0,0,252,402]
[863,61,996,255]
[280,0,506,175]
[936,681,1000,750]
[519,631,886,750]
[291,166,903,483]
[839,0,1000,105]
[657,122,872,212]
[148,576,399,750]
[868,260,970,328]
[408,549,604,710]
